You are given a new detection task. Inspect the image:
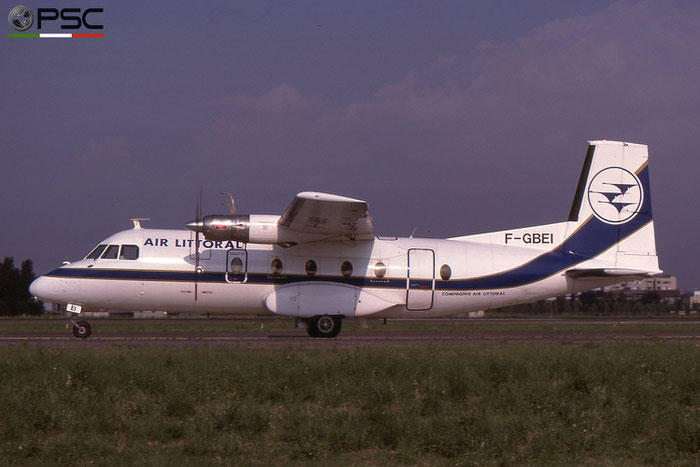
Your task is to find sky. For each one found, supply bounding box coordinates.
[2,0,699,290]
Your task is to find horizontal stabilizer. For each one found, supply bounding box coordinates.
[566,268,656,279]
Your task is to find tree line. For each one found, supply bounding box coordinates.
[495,290,685,316]
[0,257,43,316]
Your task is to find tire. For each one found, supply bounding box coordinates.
[306,315,342,338]
[72,320,92,339]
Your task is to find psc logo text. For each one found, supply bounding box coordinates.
[8,5,103,32]
[36,8,103,29]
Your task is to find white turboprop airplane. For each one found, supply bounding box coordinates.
[30,140,661,338]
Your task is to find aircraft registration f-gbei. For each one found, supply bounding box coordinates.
[30,140,661,338]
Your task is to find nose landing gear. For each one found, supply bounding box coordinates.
[71,317,92,339]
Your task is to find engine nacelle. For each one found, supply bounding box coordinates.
[186,213,338,246]
[187,214,281,244]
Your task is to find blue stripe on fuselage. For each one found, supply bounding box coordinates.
[45,167,652,292]
[44,267,409,289]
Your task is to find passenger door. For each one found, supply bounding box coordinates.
[406,248,435,310]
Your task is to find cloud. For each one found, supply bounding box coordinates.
[211,84,325,120]
[198,0,700,161]
[469,0,700,116]
[193,2,698,183]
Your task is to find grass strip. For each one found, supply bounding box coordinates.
[0,343,698,465]
[1,317,699,333]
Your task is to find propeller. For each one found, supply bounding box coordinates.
[185,191,240,302]
[194,188,202,302]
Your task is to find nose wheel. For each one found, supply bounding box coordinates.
[71,319,92,339]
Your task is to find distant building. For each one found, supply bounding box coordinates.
[691,291,700,310]
[600,274,683,304]
[604,274,677,293]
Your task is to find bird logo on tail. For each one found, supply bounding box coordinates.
[587,167,643,225]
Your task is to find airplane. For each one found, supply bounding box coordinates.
[29,140,661,338]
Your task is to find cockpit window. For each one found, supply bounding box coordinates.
[101,245,119,259]
[120,245,139,260]
[86,244,107,260]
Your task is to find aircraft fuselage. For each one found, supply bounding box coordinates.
[29,140,661,338]
[32,226,630,319]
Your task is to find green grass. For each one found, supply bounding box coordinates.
[0,344,698,465]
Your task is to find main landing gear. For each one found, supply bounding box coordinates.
[71,317,92,339]
[306,315,342,338]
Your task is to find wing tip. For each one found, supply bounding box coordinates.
[296,191,366,203]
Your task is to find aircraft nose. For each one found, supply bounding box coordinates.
[29,276,47,301]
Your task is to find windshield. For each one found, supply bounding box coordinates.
[85,243,140,261]
[101,245,119,259]
[86,244,107,260]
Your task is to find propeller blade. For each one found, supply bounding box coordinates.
[195,229,200,302]
[194,187,203,302]
[196,187,202,222]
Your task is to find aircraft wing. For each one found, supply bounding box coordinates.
[279,192,374,241]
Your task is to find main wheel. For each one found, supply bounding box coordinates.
[72,320,92,339]
[306,315,342,338]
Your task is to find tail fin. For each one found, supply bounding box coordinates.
[564,140,660,274]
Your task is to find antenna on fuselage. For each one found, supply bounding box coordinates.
[130,218,150,229]
[409,227,417,238]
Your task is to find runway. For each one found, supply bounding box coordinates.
[1,320,698,347]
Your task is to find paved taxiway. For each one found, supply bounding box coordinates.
[1,318,698,347]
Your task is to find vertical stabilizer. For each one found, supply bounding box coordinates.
[564,140,659,273]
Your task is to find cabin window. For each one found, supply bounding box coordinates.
[120,245,139,260]
[305,260,317,276]
[230,257,243,274]
[101,245,119,259]
[271,258,283,275]
[440,264,452,281]
[86,244,107,260]
[341,261,353,277]
[374,261,387,278]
